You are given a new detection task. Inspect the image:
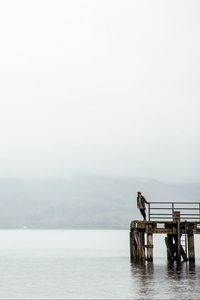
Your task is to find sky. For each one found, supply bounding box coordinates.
[0,0,200,183]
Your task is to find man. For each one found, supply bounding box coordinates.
[137,192,149,221]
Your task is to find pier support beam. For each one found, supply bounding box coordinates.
[130,230,140,262]
[188,234,195,262]
[130,231,137,261]
[136,231,145,261]
[130,220,199,264]
[130,229,153,262]
[176,221,181,264]
[146,233,153,261]
[140,232,145,261]
[165,234,175,261]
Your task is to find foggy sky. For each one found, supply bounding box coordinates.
[0,0,200,183]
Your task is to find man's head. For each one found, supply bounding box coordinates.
[137,191,141,195]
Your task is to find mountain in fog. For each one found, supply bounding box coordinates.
[0,173,199,229]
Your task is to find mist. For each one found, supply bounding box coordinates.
[0,0,200,183]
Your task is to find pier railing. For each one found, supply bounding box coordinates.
[148,202,200,221]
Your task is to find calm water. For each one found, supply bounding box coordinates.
[0,230,199,299]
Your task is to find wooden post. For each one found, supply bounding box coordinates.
[177,220,181,264]
[134,231,140,261]
[130,231,133,261]
[147,233,153,261]
[165,234,174,261]
[188,234,195,262]
[139,232,145,261]
[130,219,198,265]
[130,231,137,262]
[180,244,188,261]
[173,211,180,221]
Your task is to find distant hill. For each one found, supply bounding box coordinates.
[0,174,199,229]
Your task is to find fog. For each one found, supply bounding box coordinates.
[0,0,200,183]
[0,175,200,229]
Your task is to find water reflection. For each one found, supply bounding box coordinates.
[166,261,196,278]
[131,261,154,276]
[130,260,200,299]
[131,260,197,278]
[130,262,155,299]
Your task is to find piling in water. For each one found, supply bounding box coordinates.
[130,220,200,263]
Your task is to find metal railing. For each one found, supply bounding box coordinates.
[148,202,200,221]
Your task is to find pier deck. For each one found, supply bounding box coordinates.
[130,220,200,234]
[130,202,200,263]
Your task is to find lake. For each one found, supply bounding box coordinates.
[0,230,199,299]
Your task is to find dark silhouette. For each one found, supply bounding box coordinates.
[137,192,149,220]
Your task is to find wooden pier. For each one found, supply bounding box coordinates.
[130,202,200,263]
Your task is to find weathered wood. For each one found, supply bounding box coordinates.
[130,232,133,260]
[131,231,145,261]
[130,232,137,261]
[130,220,199,263]
[146,233,153,261]
[188,234,195,262]
[180,244,188,261]
[177,221,181,264]
[173,211,180,221]
[139,232,145,261]
[130,220,200,235]
[165,234,175,261]
[134,231,140,261]
[153,228,174,234]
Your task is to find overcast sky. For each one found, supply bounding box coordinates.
[0,0,200,183]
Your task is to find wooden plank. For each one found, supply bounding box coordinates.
[177,221,181,264]
[180,244,188,261]
[130,232,133,261]
[139,232,145,261]
[188,234,195,262]
[147,233,153,261]
[134,231,140,261]
[131,221,200,229]
[151,228,174,234]
[165,235,175,261]
[130,231,137,262]
[130,219,199,263]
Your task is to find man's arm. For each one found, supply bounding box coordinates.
[142,196,149,204]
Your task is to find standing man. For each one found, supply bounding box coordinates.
[137,192,149,221]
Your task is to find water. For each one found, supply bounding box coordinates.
[0,230,199,299]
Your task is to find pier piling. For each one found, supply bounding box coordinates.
[188,233,195,262]
[130,201,200,264]
[130,220,199,263]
